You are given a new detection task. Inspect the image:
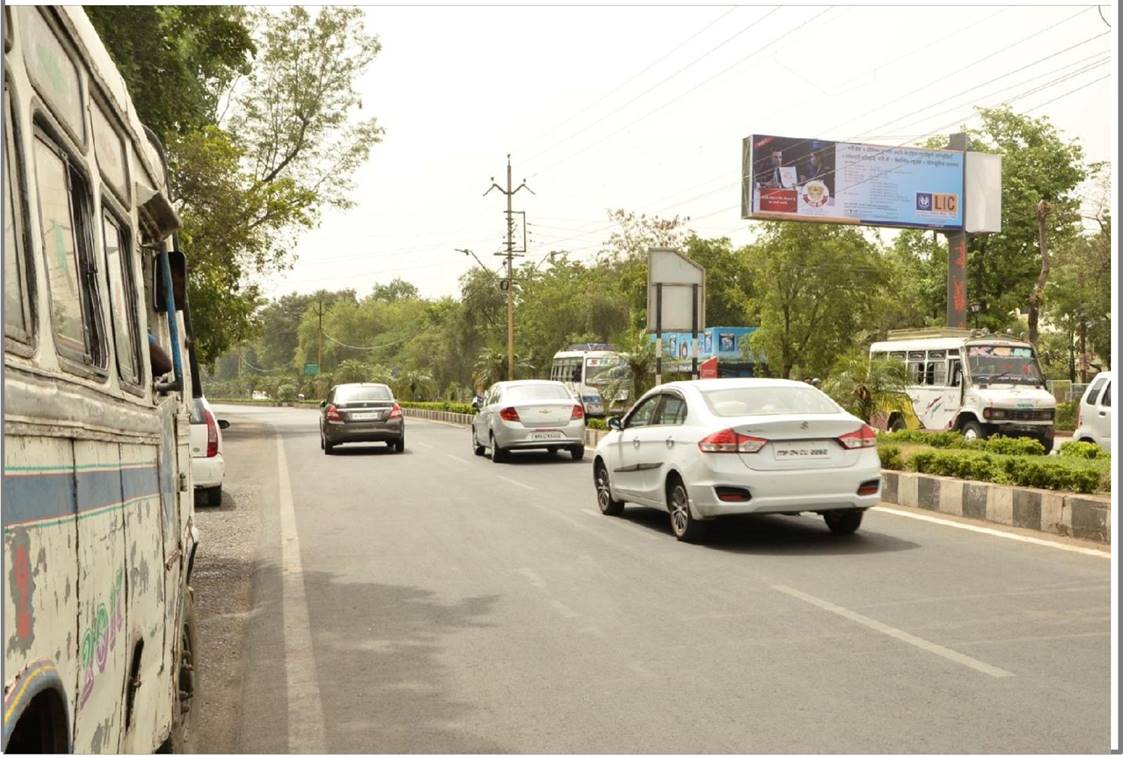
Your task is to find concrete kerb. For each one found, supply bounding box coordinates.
[400,409,1111,544]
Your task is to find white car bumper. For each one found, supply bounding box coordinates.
[680,451,882,518]
[192,454,224,489]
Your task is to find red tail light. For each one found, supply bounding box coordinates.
[388,403,402,419]
[499,406,520,422]
[204,409,219,458]
[325,404,342,422]
[838,424,877,449]
[698,428,767,454]
[857,480,881,496]
[571,404,585,420]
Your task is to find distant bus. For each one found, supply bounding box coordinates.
[869,329,1056,447]
[549,344,632,416]
[4,7,199,752]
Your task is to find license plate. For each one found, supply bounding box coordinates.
[351,412,382,421]
[773,441,832,460]
[528,431,564,441]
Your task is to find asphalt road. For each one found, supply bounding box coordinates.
[192,404,1111,753]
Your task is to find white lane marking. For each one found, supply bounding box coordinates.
[444,453,470,465]
[515,567,547,589]
[496,474,535,491]
[874,505,1110,559]
[276,435,327,751]
[773,584,1014,679]
[550,600,580,619]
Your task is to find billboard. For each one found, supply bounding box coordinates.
[742,134,964,230]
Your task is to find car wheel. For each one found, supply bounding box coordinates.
[472,428,485,456]
[205,485,222,507]
[667,476,707,542]
[320,431,325,450]
[324,439,336,455]
[490,434,507,463]
[393,436,405,453]
[824,509,864,535]
[594,461,624,516]
[961,419,986,442]
[570,444,585,461]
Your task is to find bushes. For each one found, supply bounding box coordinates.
[400,401,474,414]
[905,448,1104,494]
[1057,440,1109,460]
[880,430,1045,456]
[878,445,903,470]
[1055,402,1075,431]
[586,417,608,430]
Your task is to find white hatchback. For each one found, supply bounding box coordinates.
[190,396,228,506]
[592,378,883,541]
[1073,371,1112,450]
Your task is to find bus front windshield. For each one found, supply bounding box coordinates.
[966,345,1043,385]
[584,356,630,386]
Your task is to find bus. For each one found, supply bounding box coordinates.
[869,329,1056,447]
[549,344,632,416]
[3,7,199,752]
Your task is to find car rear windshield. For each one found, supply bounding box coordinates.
[335,385,393,403]
[701,386,841,417]
[504,384,573,403]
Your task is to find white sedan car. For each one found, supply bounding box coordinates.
[190,397,228,506]
[592,378,882,542]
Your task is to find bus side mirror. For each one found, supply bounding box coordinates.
[217,419,230,430]
[608,416,623,431]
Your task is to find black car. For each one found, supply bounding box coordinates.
[319,383,405,454]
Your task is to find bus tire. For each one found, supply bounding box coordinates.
[160,589,198,753]
[960,419,986,442]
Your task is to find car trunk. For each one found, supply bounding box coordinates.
[510,399,577,428]
[336,399,395,422]
[726,414,864,471]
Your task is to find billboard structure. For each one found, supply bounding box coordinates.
[742,134,966,230]
[647,248,705,383]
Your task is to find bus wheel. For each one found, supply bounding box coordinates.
[160,589,198,753]
[961,419,986,442]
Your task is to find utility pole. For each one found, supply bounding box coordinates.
[1027,200,1050,348]
[485,155,533,380]
[945,132,969,330]
[314,297,324,376]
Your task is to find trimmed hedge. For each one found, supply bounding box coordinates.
[880,430,1045,456]
[907,448,1105,494]
[586,417,608,430]
[399,401,475,414]
[1057,440,1109,460]
[1055,402,1075,431]
[878,445,904,470]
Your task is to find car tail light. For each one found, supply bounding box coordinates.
[837,424,877,449]
[698,428,767,454]
[571,404,585,420]
[499,406,520,422]
[857,479,880,496]
[325,404,342,422]
[388,403,402,419]
[204,409,219,458]
[715,486,752,502]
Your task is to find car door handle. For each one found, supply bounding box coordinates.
[1100,411,1108,416]
[666,437,675,448]
[632,437,641,449]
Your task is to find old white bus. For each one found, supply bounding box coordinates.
[549,344,632,417]
[3,6,198,752]
[869,329,1056,447]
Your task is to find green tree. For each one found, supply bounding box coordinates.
[682,234,754,326]
[746,222,893,379]
[822,354,910,423]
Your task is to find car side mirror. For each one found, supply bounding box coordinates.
[608,416,623,431]
[217,419,230,430]
[471,398,481,411]
[320,400,327,409]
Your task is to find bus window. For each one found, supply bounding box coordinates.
[907,351,926,384]
[21,9,85,145]
[92,99,129,202]
[102,209,141,385]
[3,89,32,342]
[928,360,947,386]
[32,131,104,367]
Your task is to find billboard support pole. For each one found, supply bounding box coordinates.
[691,284,699,380]
[945,132,969,329]
[655,283,663,386]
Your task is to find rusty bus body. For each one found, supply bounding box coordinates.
[3,6,198,752]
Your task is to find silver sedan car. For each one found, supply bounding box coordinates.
[471,380,586,462]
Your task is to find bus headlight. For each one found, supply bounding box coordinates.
[983,407,1008,420]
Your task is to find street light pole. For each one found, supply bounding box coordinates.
[484,156,532,380]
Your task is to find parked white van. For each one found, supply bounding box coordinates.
[1072,370,1112,450]
[869,329,1056,448]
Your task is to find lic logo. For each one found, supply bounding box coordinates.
[916,193,933,211]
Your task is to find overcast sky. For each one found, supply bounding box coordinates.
[259,2,1116,302]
